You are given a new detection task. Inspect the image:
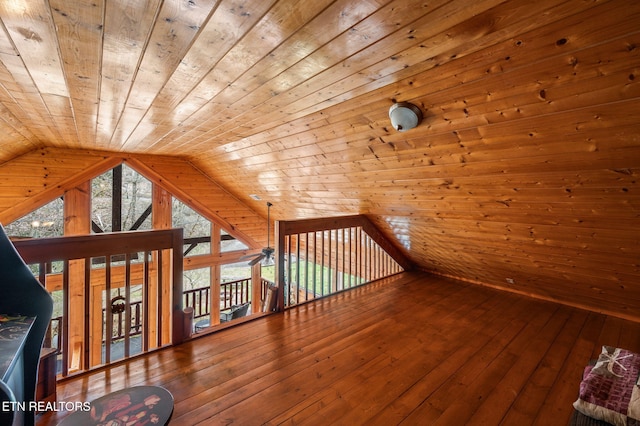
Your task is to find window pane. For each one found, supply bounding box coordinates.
[5,197,64,238]
[220,229,248,252]
[172,198,211,256]
[91,164,152,233]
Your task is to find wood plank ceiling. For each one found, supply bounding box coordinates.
[0,0,638,319]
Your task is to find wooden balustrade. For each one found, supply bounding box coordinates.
[11,217,405,376]
[183,286,211,321]
[220,278,251,310]
[13,229,184,377]
[44,276,274,374]
[275,215,412,309]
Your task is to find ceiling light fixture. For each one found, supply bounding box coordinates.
[389,102,422,132]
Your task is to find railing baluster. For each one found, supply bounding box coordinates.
[320,232,325,297]
[373,242,377,281]
[295,234,301,303]
[348,228,352,288]
[312,232,317,297]
[135,303,141,334]
[124,253,131,358]
[157,249,163,348]
[336,230,340,291]
[355,227,360,285]
[286,235,292,305]
[363,233,368,283]
[204,287,210,319]
[143,251,150,353]
[327,230,332,294]
[105,255,112,364]
[370,235,374,281]
[340,229,344,288]
[62,260,69,377]
[304,232,309,301]
[83,258,91,370]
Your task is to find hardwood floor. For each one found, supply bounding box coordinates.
[38,272,640,425]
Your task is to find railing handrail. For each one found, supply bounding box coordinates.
[15,229,183,263]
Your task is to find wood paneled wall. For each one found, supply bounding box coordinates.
[190,0,640,321]
[0,148,266,249]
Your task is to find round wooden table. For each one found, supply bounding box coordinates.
[58,385,173,426]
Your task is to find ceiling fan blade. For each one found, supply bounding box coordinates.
[248,254,265,266]
[239,253,260,260]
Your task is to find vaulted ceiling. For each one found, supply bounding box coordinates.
[0,0,638,319]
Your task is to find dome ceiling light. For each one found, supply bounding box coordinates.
[389,102,423,132]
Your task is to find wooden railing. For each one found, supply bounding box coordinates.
[186,278,273,331]
[275,215,412,310]
[111,278,273,338]
[13,229,184,377]
[46,277,274,372]
[183,286,210,321]
[101,278,261,346]
[220,278,251,310]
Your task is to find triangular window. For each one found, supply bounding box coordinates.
[92,164,152,233]
[4,197,64,238]
[172,197,211,257]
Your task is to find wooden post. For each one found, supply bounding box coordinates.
[63,182,90,372]
[275,221,285,311]
[251,263,261,314]
[211,264,221,325]
[172,227,184,344]
[210,223,221,326]
[152,185,172,347]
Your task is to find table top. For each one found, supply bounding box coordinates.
[0,314,34,380]
[58,385,174,426]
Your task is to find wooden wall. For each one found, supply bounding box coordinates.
[0,148,267,249]
[189,0,640,322]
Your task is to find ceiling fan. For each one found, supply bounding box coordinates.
[241,202,274,266]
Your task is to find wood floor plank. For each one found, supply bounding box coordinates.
[269,284,502,424]
[37,271,640,426]
[284,292,503,424]
[533,312,607,425]
[364,291,521,426]
[501,308,589,424]
[332,293,539,424]
[466,306,573,424]
[409,300,555,424]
